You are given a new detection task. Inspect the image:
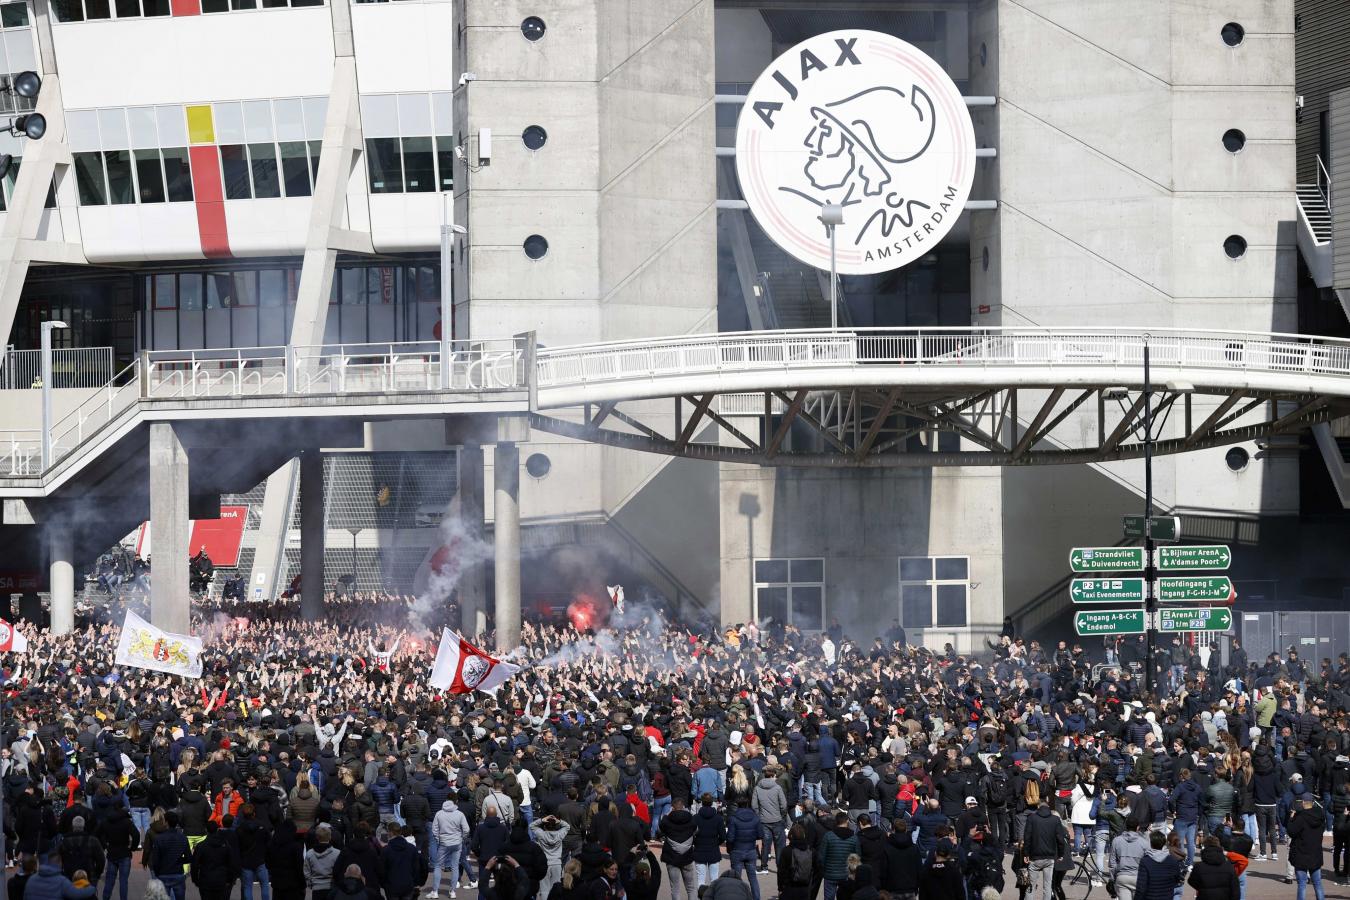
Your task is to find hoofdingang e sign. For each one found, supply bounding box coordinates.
[735,30,976,275]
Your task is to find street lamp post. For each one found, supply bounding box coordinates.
[1142,337,1157,697]
[347,526,360,593]
[439,192,468,389]
[820,203,844,331]
[39,319,68,470]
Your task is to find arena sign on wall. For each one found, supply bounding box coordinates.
[735,30,976,276]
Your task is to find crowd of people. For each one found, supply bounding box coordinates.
[0,593,1347,900]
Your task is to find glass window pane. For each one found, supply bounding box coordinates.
[213,102,245,144]
[756,586,788,626]
[219,145,251,200]
[134,149,165,203]
[162,148,193,202]
[154,274,177,310]
[302,98,328,142]
[205,273,231,309]
[900,558,933,582]
[126,106,158,149]
[259,270,286,308]
[231,0,256,8]
[279,141,311,197]
[156,105,187,147]
[790,558,823,584]
[432,92,453,133]
[360,95,399,138]
[2,1,30,24]
[401,136,433,192]
[201,0,226,10]
[52,0,83,20]
[341,267,364,304]
[262,0,287,7]
[791,585,823,630]
[178,274,202,311]
[73,153,106,206]
[397,92,432,136]
[936,585,967,626]
[98,108,128,149]
[248,143,280,198]
[243,100,274,142]
[291,0,323,7]
[273,99,305,142]
[113,0,138,16]
[66,111,100,152]
[902,584,933,628]
[142,0,169,15]
[935,557,968,581]
[232,272,257,306]
[436,136,455,191]
[754,559,788,584]
[365,138,401,193]
[308,140,322,183]
[103,150,134,204]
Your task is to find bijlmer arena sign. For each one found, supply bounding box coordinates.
[735,30,976,276]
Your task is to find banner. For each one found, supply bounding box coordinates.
[430,629,518,694]
[0,620,28,653]
[135,505,249,567]
[115,611,204,678]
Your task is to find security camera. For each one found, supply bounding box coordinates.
[454,146,465,160]
[1103,387,1130,400]
[458,72,478,86]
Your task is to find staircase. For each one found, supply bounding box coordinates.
[1295,156,1335,291]
[747,226,833,329]
[1298,184,1332,244]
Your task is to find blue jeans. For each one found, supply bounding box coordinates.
[1073,824,1092,853]
[129,808,150,837]
[1243,813,1257,841]
[1296,868,1326,900]
[156,873,186,900]
[801,781,824,805]
[102,857,131,900]
[650,795,672,838]
[520,804,533,826]
[1175,821,1197,867]
[432,842,462,893]
[1238,871,1246,900]
[730,851,760,900]
[696,862,718,887]
[241,863,271,900]
[824,879,842,900]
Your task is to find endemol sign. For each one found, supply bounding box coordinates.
[734,30,976,275]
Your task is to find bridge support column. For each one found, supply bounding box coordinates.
[458,441,487,640]
[48,526,74,635]
[299,450,326,622]
[149,423,190,634]
[493,417,528,652]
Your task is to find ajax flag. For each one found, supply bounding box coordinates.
[430,629,518,694]
[0,620,27,653]
[115,610,204,678]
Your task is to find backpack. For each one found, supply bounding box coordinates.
[987,771,1009,808]
[789,846,813,886]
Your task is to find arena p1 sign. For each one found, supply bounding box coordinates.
[735,30,976,275]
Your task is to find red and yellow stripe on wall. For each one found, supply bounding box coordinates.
[185,104,231,258]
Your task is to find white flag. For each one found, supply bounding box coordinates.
[115,610,204,678]
[430,629,518,694]
[0,620,27,653]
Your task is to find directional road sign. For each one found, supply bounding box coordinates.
[1156,576,1234,602]
[1075,608,1148,636]
[1069,547,1145,573]
[1156,545,1231,571]
[1070,578,1146,604]
[1122,515,1180,542]
[1157,606,1233,632]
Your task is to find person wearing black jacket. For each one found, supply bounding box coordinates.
[59,816,105,886]
[266,819,307,899]
[778,824,815,900]
[381,825,430,900]
[879,822,920,898]
[96,806,140,900]
[659,797,698,900]
[1186,837,1239,900]
[1021,804,1068,900]
[917,847,964,900]
[236,802,275,900]
[843,768,878,829]
[148,811,193,900]
[335,822,385,896]
[1288,797,1329,900]
[191,821,242,900]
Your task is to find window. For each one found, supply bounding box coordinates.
[247,143,281,198]
[366,137,402,193]
[103,150,134,204]
[73,153,107,206]
[401,136,434,192]
[436,136,455,191]
[134,149,165,203]
[219,145,251,200]
[279,141,311,197]
[153,274,177,310]
[899,556,969,628]
[178,274,203,311]
[0,2,29,25]
[162,148,193,202]
[753,557,824,630]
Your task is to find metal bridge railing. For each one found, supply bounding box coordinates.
[535,327,1350,389]
[0,346,114,389]
[0,339,527,478]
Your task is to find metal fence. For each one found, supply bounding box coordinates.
[0,346,114,390]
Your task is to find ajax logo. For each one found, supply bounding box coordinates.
[735,30,975,276]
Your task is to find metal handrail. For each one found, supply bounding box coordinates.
[1317,154,1332,209]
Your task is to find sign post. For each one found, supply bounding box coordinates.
[1069,547,1145,573]
[1122,515,1180,542]
[1156,576,1235,602]
[1156,545,1231,571]
[1070,578,1147,604]
[1074,608,1148,637]
[1157,607,1233,633]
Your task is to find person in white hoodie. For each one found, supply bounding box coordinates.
[429,798,471,899]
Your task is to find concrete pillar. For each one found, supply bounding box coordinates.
[18,591,40,625]
[149,422,190,634]
[47,527,73,635]
[458,441,487,639]
[299,450,326,621]
[493,440,520,652]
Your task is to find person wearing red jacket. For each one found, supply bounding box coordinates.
[209,779,244,826]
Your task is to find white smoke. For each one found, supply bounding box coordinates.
[410,494,494,627]
[535,594,671,668]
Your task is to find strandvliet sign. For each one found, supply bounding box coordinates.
[735,29,976,275]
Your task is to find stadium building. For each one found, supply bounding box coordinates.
[1,0,1349,659]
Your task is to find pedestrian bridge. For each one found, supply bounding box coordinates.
[2,327,1349,493]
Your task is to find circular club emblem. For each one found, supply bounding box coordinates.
[460,653,491,689]
[735,30,975,276]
